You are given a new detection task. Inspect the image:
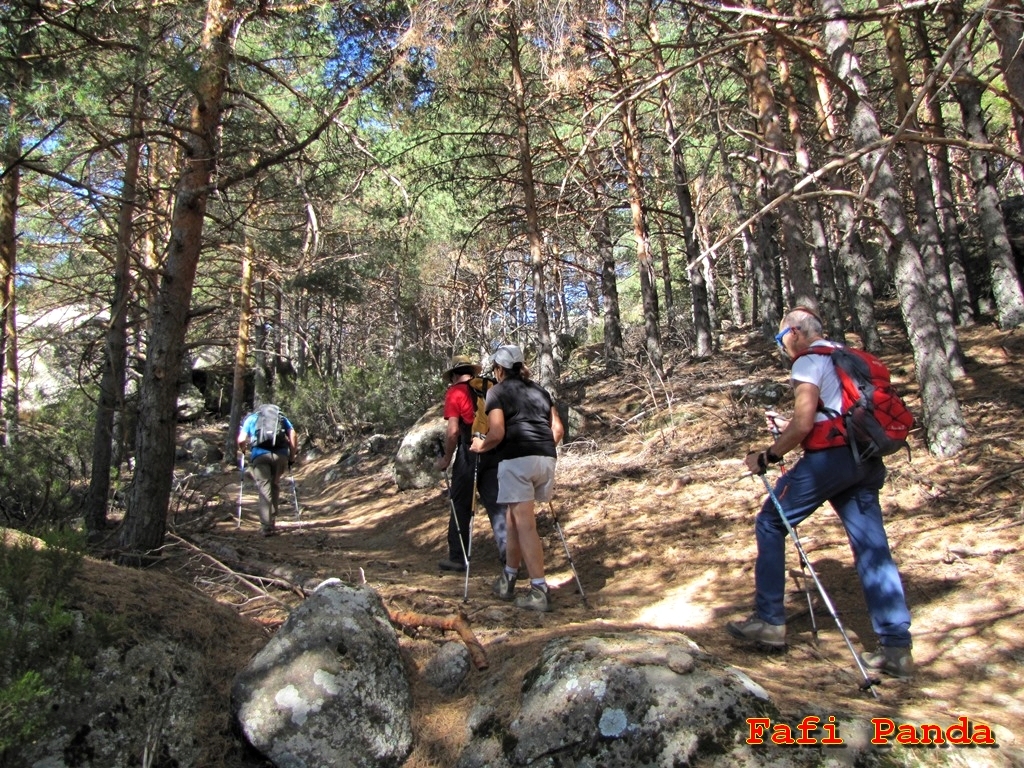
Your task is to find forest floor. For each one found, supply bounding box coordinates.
[90,320,1024,767]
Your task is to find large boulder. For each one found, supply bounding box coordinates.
[456,631,851,768]
[392,403,446,490]
[20,639,209,767]
[10,552,265,768]
[232,580,413,768]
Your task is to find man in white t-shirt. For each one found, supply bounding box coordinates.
[726,307,914,679]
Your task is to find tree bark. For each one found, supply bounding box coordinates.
[85,54,147,535]
[0,111,20,448]
[804,37,881,351]
[227,244,254,462]
[0,10,33,447]
[820,0,967,457]
[745,11,816,311]
[506,12,558,392]
[944,5,1024,329]
[769,0,844,339]
[914,13,974,326]
[120,0,236,558]
[622,97,664,376]
[649,18,711,358]
[880,0,965,378]
[987,0,1024,158]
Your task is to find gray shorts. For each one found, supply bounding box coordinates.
[497,456,557,504]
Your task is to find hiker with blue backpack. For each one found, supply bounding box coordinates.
[727,306,915,679]
[237,404,297,537]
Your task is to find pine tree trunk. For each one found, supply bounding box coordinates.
[988,0,1024,158]
[120,0,236,559]
[622,97,664,375]
[0,121,19,448]
[771,0,844,339]
[820,0,967,457]
[0,12,33,447]
[881,1,965,377]
[805,48,881,351]
[915,13,974,326]
[85,60,146,535]
[745,14,816,310]
[650,18,711,357]
[226,245,254,462]
[944,6,1024,329]
[507,13,558,392]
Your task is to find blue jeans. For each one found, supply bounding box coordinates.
[754,446,912,648]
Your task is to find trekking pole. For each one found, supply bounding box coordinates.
[236,454,245,529]
[436,444,471,595]
[290,472,301,521]
[463,446,484,603]
[756,472,880,697]
[766,415,817,641]
[547,502,588,607]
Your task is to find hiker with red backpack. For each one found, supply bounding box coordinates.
[434,355,507,572]
[237,404,297,537]
[727,307,915,679]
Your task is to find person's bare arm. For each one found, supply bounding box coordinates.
[550,405,564,445]
[746,380,818,473]
[470,409,505,453]
[435,416,461,469]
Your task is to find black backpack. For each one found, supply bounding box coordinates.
[251,404,289,450]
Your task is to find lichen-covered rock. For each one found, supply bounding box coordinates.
[22,640,207,768]
[459,632,834,768]
[232,581,412,768]
[423,640,471,694]
[392,404,446,490]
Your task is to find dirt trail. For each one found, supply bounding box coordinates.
[165,324,1024,766]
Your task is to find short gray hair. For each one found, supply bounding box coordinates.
[783,306,823,337]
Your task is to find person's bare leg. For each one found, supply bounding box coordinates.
[504,507,521,570]
[509,501,544,580]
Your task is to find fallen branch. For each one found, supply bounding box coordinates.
[387,608,489,670]
[166,533,294,605]
[974,464,1024,494]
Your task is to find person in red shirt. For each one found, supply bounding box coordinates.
[434,355,506,571]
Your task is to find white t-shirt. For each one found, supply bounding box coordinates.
[790,340,843,421]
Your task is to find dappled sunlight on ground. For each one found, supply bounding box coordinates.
[127,322,1024,765]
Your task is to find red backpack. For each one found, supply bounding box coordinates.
[795,345,914,462]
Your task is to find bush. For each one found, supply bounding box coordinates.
[283,353,441,440]
[0,530,115,762]
[0,392,94,531]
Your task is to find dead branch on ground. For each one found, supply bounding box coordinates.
[387,608,489,670]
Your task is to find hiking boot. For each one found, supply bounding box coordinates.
[514,585,551,612]
[860,646,914,679]
[726,614,786,649]
[260,527,277,538]
[438,558,467,572]
[493,571,517,600]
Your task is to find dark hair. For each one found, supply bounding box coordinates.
[495,361,531,380]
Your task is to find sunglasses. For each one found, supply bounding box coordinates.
[774,327,791,348]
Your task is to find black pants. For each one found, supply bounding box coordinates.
[447,444,505,563]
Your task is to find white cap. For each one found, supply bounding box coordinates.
[492,345,524,369]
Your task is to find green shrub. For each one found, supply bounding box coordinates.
[0,530,111,761]
[0,391,94,531]
[283,352,440,440]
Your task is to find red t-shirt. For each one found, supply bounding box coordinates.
[443,381,475,425]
